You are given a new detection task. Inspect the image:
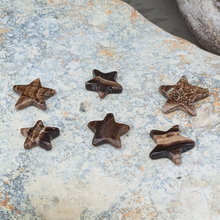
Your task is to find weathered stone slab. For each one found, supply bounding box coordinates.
[0,0,220,219]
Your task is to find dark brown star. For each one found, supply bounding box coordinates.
[159,75,209,116]
[21,120,60,150]
[88,113,130,148]
[149,125,195,165]
[13,78,56,110]
[85,69,123,98]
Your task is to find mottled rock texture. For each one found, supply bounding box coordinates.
[0,0,220,219]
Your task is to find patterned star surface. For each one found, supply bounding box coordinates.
[13,78,56,110]
[21,120,60,150]
[88,113,130,148]
[85,69,123,98]
[149,125,195,165]
[159,75,209,116]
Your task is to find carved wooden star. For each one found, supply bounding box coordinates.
[159,75,209,116]
[21,120,60,150]
[13,78,56,110]
[85,69,123,98]
[88,113,130,148]
[149,125,195,165]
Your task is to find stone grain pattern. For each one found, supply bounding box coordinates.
[175,0,220,55]
[0,0,220,219]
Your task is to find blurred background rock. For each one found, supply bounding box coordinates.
[122,0,202,48]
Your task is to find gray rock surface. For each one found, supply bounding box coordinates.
[0,0,220,219]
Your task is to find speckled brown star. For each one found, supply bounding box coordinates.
[13,78,56,110]
[159,75,209,116]
[149,125,195,165]
[85,69,123,98]
[21,120,60,150]
[88,113,130,148]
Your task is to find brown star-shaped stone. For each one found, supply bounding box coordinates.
[85,69,123,98]
[21,120,60,150]
[87,113,130,148]
[13,78,56,110]
[149,125,195,165]
[159,75,209,116]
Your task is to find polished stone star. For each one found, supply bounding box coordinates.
[85,69,123,98]
[159,75,209,116]
[88,113,130,148]
[13,78,56,110]
[21,120,60,150]
[149,125,195,165]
